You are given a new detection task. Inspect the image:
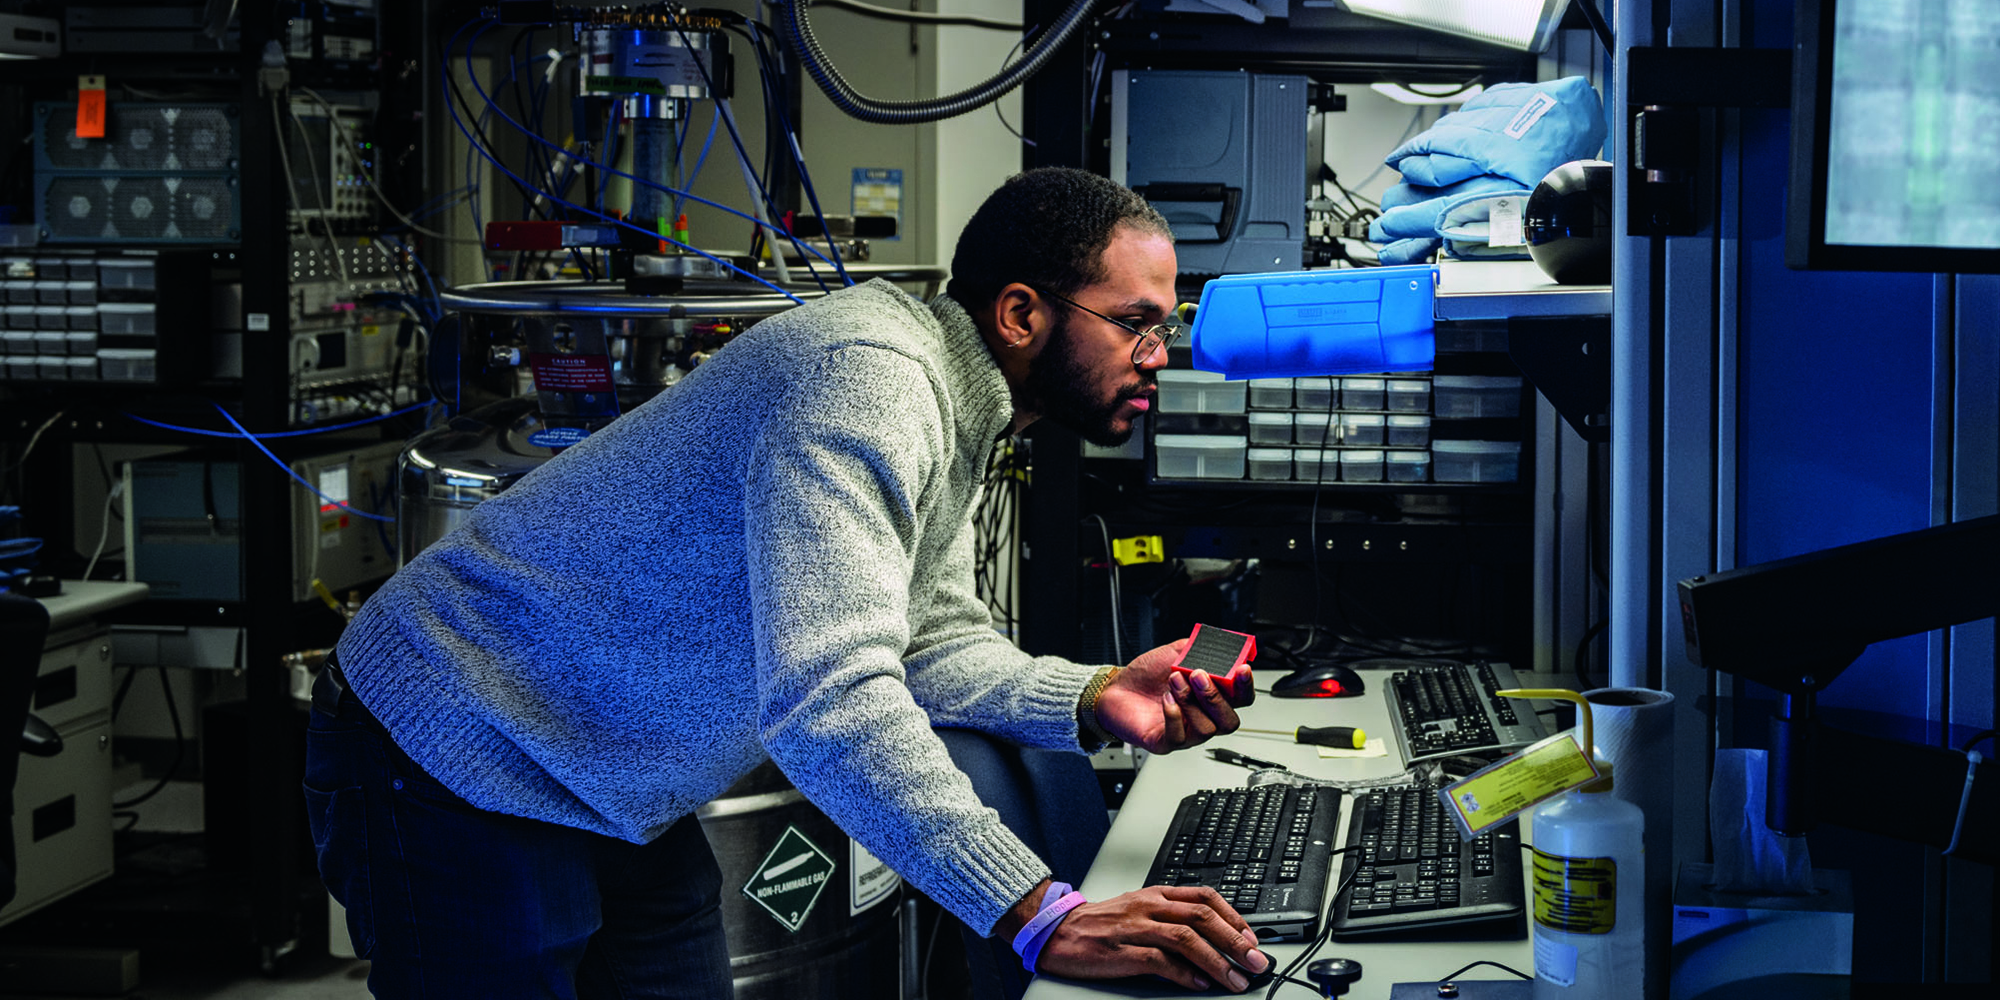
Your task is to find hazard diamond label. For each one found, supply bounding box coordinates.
[742,826,837,932]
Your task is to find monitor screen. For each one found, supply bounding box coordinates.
[1787,0,2000,272]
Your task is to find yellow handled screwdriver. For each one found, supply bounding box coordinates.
[1240,725,1366,749]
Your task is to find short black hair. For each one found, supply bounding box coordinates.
[946,167,1171,313]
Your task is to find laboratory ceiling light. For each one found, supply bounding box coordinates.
[1343,0,1572,53]
[1370,82,1486,105]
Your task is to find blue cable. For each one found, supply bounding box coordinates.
[504,39,556,216]
[597,108,618,216]
[125,402,431,440]
[405,184,473,220]
[710,95,829,292]
[463,45,547,236]
[367,479,397,560]
[465,133,482,235]
[675,109,720,220]
[445,19,804,302]
[407,188,473,225]
[455,17,841,277]
[207,403,396,524]
[661,22,830,290]
[673,104,691,201]
[378,236,442,320]
[742,20,854,288]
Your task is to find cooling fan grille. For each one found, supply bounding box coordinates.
[34,102,241,245]
[40,175,237,243]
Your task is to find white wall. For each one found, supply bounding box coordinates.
[929,1,1031,268]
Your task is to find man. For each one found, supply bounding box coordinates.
[308,167,1270,997]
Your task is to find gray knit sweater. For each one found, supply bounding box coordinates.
[336,279,1100,934]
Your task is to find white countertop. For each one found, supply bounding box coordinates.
[36,580,150,633]
[1434,259,1611,321]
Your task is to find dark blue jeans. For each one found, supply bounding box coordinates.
[302,680,732,999]
[938,728,1111,1000]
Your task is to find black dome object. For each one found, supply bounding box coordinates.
[1525,160,1614,285]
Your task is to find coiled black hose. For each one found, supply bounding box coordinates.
[779,0,1099,124]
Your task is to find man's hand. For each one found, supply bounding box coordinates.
[1095,639,1247,753]
[1034,885,1270,992]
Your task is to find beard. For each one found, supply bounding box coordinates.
[1025,309,1154,447]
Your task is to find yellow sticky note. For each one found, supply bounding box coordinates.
[1439,731,1599,838]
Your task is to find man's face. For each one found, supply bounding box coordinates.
[1024,227,1178,447]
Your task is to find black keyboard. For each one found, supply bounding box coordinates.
[1384,661,1551,764]
[1329,783,1525,939]
[1143,783,1341,943]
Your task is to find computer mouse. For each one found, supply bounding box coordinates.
[1270,663,1365,699]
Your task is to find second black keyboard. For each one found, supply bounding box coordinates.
[1329,782,1525,939]
[1384,660,1551,764]
[1143,783,1341,943]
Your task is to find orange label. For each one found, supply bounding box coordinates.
[77,76,107,139]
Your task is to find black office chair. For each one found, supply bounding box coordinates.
[2,590,55,910]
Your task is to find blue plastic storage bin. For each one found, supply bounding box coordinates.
[1189,265,1437,379]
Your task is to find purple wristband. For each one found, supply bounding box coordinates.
[1009,881,1070,959]
[1014,889,1086,973]
[1016,888,1080,964]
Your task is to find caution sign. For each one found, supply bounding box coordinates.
[743,826,837,933]
[1531,848,1619,934]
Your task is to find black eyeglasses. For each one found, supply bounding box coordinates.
[1030,285,1183,366]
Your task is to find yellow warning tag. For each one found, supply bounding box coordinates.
[1532,849,1620,934]
[1438,731,1599,838]
[1112,535,1164,565]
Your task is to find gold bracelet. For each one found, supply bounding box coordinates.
[1077,667,1120,749]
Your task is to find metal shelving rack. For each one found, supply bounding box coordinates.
[0,3,416,971]
[1013,2,1546,664]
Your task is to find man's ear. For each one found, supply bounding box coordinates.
[990,283,1044,351]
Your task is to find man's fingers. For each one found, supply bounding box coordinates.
[1227,663,1255,707]
[1125,922,1239,990]
[1153,885,1255,936]
[1034,887,1269,992]
[1156,684,1187,750]
[1165,672,1235,748]
[1120,897,1266,990]
[1173,674,1220,740]
[1189,670,1236,725]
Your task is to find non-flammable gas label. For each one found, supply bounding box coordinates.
[743,826,837,933]
[1532,849,1619,934]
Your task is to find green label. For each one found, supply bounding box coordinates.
[584,74,666,96]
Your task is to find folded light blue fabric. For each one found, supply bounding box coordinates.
[1383,77,1608,189]
[1370,174,1525,243]
[1375,236,1442,267]
[1436,188,1533,261]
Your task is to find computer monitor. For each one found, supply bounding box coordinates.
[1786,0,2000,273]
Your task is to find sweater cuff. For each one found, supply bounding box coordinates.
[1013,657,1106,750]
[941,827,1055,936]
